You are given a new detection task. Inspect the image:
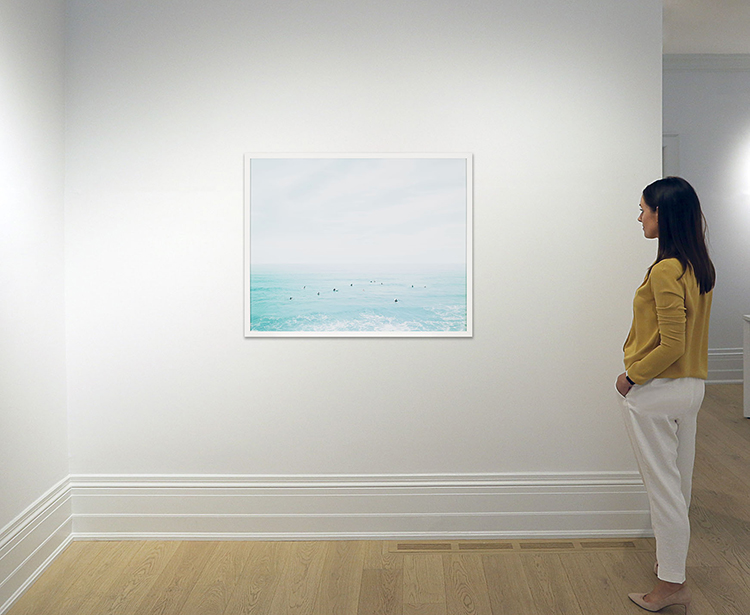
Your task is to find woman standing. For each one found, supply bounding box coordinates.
[616,177,715,614]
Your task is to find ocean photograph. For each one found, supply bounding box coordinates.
[244,155,472,336]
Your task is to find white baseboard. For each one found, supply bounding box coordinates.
[69,473,651,541]
[708,348,743,384]
[0,478,73,615]
[663,54,750,71]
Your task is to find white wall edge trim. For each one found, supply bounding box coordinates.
[71,529,653,542]
[707,347,743,384]
[0,477,70,549]
[68,472,644,489]
[0,527,73,615]
[0,479,72,615]
[709,348,743,355]
[664,54,750,71]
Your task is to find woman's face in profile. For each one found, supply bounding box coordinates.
[638,196,659,239]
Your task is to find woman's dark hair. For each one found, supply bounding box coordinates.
[642,176,715,294]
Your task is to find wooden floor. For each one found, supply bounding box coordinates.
[7,384,749,615]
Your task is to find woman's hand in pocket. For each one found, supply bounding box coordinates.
[616,372,633,397]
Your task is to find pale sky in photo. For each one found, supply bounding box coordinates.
[249,157,469,265]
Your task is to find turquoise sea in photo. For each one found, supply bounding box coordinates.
[250,264,467,333]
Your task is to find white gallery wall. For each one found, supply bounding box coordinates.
[0,0,68,545]
[664,56,750,382]
[61,0,662,538]
[0,0,70,608]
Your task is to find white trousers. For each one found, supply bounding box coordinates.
[621,377,705,584]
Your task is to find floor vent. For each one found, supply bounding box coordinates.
[391,538,653,554]
[519,542,576,550]
[580,540,638,550]
[458,542,514,551]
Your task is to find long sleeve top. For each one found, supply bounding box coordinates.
[623,258,712,384]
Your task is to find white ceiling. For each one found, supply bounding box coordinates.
[664,0,750,54]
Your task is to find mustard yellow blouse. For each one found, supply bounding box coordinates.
[623,258,712,384]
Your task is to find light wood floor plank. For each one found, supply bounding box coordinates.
[223,541,284,615]
[482,552,535,614]
[403,553,445,612]
[693,441,750,502]
[267,541,327,615]
[690,491,750,578]
[47,541,146,615]
[177,540,254,615]
[688,507,727,569]
[402,605,446,615]
[593,551,656,605]
[702,384,745,435]
[519,553,583,615]
[364,541,402,571]
[689,565,750,615]
[442,554,492,615]
[559,552,634,614]
[314,541,365,615]
[682,569,722,615]
[357,567,403,615]
[80,541,180,615]
[696,412,750,484]
[135,540,219,615]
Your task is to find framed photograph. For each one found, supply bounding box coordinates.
[243,153,473,337]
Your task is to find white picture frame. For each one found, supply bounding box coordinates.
[244,153,473,337]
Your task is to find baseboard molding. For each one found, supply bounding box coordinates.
[69,473,651,541]
[708,347,743,384]
[664,54,750,71]
[0,478,73,614]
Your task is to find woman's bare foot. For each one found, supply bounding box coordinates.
[642,580,685,603]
